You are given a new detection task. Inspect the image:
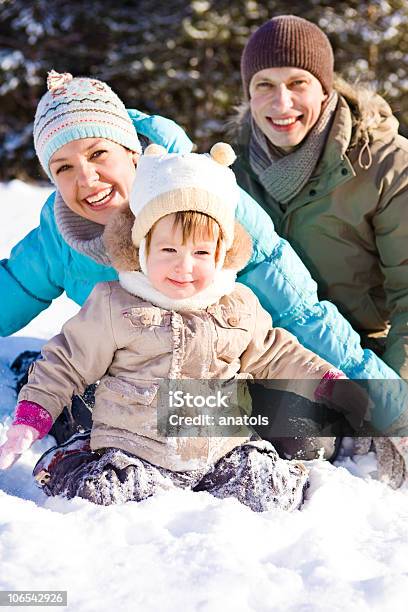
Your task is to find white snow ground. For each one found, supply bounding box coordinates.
[0,180,407,612]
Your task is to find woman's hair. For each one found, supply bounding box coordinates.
[145,211,223,260]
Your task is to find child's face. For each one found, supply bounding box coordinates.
[49,138,139,225]
[146,214,219,299]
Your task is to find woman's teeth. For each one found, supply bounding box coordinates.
[86,187,114,205]
[272,117,298,125]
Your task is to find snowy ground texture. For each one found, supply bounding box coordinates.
[1,181,408,612]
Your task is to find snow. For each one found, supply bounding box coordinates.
[1,180,408,612]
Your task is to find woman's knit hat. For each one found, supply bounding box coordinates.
[33,70,141,180]
[130,143,239,250]
[241,15,334,97]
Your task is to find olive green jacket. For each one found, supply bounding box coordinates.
[232,79,408,378]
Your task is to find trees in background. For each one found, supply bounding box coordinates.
[0,0,406,181]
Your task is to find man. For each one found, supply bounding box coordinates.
[232,15,408,481]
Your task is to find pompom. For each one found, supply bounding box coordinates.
[210,142,236,167]
[47,70,73,91]
[144,143,167,156]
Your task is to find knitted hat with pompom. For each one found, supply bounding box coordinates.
[33,70,141,181]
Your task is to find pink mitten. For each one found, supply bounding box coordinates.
[0,424,40,469]
[0,400,52,470]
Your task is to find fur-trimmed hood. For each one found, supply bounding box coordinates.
[103,204,253,273]
[229,76,399,149]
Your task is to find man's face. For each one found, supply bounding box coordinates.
[249,67,328,151]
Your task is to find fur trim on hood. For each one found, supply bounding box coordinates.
[333,75,398,147]
[229,75,399,148]
[103,204,140,272]
[103,204,253,273]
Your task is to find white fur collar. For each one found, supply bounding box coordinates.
[118,269,237,311]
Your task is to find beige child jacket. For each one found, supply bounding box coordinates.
[19,280,334,471]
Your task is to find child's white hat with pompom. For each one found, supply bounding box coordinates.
[130,143,239,249]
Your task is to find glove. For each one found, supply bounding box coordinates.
[353,437,407,489]
[127,109,193,154]
[0,424,39,470]
[315,370,373,432]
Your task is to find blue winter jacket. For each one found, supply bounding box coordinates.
[0,110,405,430]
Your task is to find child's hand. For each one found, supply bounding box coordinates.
[0,424,39,470]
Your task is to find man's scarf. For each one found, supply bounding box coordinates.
[249,91,338,206]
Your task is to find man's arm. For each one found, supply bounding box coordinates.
[235,186,408,431]
[374,178,408,379]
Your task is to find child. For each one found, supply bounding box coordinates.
[0,144,368,511]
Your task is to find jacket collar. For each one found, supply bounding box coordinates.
[118,269,237,311]
[317,95,353,170]
[54,192,111,266]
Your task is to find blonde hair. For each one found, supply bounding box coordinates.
[145,211,223,260]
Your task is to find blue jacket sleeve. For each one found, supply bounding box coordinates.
[127,109,193,153]
[235,186,408,430]
[0,193,64,336]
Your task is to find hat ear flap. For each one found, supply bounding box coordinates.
[223,221,252,271]
[103,204,140,272]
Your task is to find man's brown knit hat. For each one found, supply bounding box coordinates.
[241,15,334,98]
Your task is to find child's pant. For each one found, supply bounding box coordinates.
[40,440,309,512]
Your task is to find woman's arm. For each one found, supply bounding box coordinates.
[0,193,64,336]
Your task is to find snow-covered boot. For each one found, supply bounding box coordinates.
[353,437,406,489]
[194,440,309,512]
[33,430,92,488]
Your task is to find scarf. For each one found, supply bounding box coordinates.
[248,91,338,206]
[54,191,111,265]
[118,269,237,311]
